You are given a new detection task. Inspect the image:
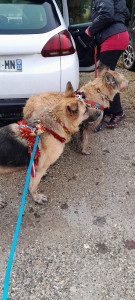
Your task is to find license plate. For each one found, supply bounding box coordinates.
[0,58,22,72]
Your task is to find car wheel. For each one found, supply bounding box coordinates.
[122,40,135,70]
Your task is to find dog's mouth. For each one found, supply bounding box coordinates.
[87,110,101,123]
[88,121,94,126]
[80,120,93,129]
[80,110,101,129]
[88,120,94,124]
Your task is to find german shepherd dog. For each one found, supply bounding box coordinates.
[23,64,129,155]
[0,82,100,206]
[79,64,129,154]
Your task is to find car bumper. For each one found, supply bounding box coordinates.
[0,53,79,98]
[0,98,27,121]
[0,53,79,120]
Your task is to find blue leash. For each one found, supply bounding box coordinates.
[2,133,39,300]
[94,115,105,133]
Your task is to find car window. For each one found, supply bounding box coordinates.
[0,0,60,34]
[67,0,93,26]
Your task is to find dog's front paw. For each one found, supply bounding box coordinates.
[0,196,7,209]
[81,149,91,155]
[33,193,48,205]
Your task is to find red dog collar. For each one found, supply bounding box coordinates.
[84,99,104,111]
[74,90,105,110]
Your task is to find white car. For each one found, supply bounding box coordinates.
[0,0,79,121]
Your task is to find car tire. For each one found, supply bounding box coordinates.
[122,40,135,70]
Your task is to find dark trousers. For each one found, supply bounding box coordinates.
[100,50,123,115]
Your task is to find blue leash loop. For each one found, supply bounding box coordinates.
[2,132,39,300]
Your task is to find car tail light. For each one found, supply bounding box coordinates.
[41,30,75,57]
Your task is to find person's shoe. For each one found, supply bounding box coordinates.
[105,113,126,128]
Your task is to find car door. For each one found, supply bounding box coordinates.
[55,0,99,71]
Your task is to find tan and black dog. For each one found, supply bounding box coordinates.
[0,82,100,206]
[79,64,129,154]
[23,64,129,155]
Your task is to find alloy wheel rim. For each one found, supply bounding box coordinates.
[123,44,135,68]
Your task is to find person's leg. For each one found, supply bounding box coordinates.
[100,50,123,70]
[99,50,126,126]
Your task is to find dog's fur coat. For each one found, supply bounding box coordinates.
[23,64,129,154]
[0,82,100,206]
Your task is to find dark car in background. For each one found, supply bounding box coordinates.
[122,18,135,70]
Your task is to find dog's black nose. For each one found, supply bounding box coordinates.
[96,110,101,117]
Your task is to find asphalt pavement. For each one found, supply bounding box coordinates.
[0,76,135,300]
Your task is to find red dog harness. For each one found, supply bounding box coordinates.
[18,113,69,177]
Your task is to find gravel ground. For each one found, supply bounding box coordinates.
[0,68,135,300]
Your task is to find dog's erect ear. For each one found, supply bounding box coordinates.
[98,62,110,74]
[67,101,78,116]
[104,71,118,89]
[65,81,75,97]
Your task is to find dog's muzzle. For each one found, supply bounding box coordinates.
[88,109,101,124]
[80,110,101,129]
